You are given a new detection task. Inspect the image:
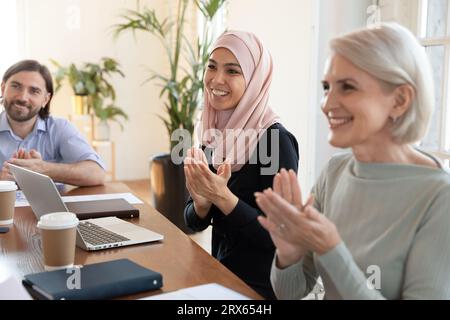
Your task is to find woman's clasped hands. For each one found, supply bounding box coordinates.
[255,169,342,268]
[184,147,238,217]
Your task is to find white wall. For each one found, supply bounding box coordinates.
[312,0,372,181]
[380,0,420,33]
[19,0,170,181]
[0,0,19,76]
[226,0,317,191]
[226,0,372,192]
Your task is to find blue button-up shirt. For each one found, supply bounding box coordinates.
[0,111,105,170]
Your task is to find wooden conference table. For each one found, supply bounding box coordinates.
[0,182,262,300]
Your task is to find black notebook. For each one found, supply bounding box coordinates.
[66,198,140,220]
[22,259,163,300]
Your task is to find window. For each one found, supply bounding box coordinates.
[418,0,450,168]
[0,0,19,76]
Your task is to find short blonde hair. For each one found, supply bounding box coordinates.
[330,22,434,144]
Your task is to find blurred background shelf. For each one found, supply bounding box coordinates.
[92,140,116,181]
[69,114,116,181]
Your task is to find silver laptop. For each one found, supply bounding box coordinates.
[75,216,163,251]
[9,164,139,220]
[9,163,164,251]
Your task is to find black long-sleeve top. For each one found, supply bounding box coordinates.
[184,123,299,299]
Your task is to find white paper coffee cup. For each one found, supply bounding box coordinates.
[0,181,18,225]
[37,212,79,271]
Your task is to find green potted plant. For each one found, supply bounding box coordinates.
[51,57,128,140]
[113,0,226,233]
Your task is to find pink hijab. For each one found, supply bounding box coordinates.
[201,31,280,172]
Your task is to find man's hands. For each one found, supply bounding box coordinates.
[1,148,105,186]
[1,148,45,180]
[8,149,47,174]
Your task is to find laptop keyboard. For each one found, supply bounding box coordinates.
[78,221,130,246]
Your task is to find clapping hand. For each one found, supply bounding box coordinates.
[8,149,47,174]
[255,169,341,268]
[184,148,213,217]
[1,148,42,181]
[184,147,237,216]
[12,148,33,159]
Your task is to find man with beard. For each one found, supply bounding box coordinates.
[0,60,105,186]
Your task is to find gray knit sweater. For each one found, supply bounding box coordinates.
[271,151,450,299]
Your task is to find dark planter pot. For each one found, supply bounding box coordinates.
[149,153,194,234]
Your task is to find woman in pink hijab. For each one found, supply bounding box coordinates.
[184,31,299,299]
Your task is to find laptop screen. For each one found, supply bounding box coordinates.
[9,164,69,219]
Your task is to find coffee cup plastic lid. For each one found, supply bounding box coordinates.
[37,212,79,230]
[0,181,18,192]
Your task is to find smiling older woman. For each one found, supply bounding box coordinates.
[255,23,450,299]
